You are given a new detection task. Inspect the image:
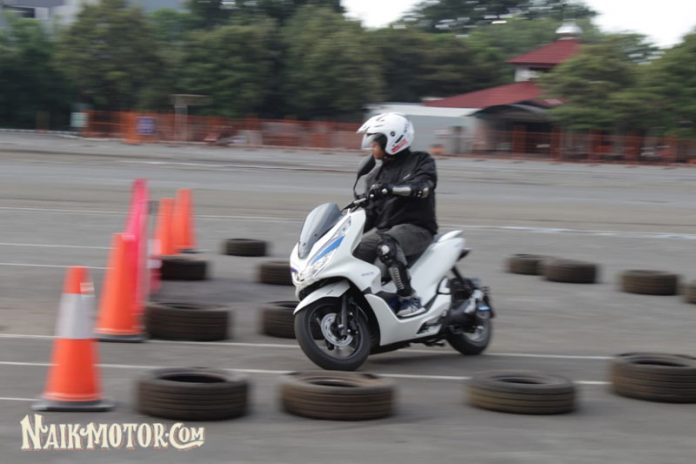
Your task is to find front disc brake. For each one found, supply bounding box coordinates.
[320,313,353,348]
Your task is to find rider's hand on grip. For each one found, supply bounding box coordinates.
[368,183,392,199]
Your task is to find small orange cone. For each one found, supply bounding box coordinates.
[173,188,197,253]
[33,267,114,411]
[95,233,145,342]
[155,198,176,256]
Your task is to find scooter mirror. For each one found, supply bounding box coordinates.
[356,155,376,179]
[353,155,376,199]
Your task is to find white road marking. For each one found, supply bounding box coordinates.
[0,396,34,402]
[486,352,612,361]
[0,206,298,222]
[0,206,120,215]
[0,361,609,386]
[0,263,107,270]
[0,334,53,340]
[0,333,611,360]
[0,242,109,250]
[1,205,693,239]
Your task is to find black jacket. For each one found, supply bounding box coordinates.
[366,150,438,235]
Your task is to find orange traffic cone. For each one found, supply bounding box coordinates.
[95,233,145,342]
[33,267,114,411]
[155,198,176,256]
[173,188,197,253]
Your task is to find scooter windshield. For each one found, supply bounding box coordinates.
[298,203,342,259]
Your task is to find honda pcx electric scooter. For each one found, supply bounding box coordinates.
[290,155,494,370]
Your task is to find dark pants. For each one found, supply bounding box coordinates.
[354,224,434,289]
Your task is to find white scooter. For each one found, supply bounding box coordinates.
[290,156,495,371]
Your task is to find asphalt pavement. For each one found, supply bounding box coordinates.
[0,134,695,463]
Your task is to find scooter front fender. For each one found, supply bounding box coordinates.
[294,280,351,315]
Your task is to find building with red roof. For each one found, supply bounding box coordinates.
[364,23,582,153]
[417,23,582,152]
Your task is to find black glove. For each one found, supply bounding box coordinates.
[368,183,393,198]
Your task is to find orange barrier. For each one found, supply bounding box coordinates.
[79,111,696,166]
[82,111,362,149]
[173,188,196,253]
[95,233,145,342]
[34,267,114,411]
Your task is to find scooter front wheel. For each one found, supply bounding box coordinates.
[294,299,372,371]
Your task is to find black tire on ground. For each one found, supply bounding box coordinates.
[258,261,292,285]
[260,301,298,338]
[620,270,680,295]
[161,256,208,281]
[137,367,248,421]
[280,371,395,420]
[467,371,576,414]
[684,281,696,304]
[543,259,598,284]
[145,302,230,341]
[609,352,696,403]
[222,238,268,257]
[506,254,549,275]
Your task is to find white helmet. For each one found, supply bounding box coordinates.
[357,112,414,155]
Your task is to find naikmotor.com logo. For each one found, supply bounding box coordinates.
[20,414,205,451]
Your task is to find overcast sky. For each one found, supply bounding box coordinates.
[343,0,696,48]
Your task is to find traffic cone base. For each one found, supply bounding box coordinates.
[97,332,146,343]
[33,398,115,412]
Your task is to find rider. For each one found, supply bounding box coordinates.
[355,113,438,318]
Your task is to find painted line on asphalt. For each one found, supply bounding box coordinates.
[486,352,611,361]
[0,206,299,223]
[0,263,107,270]
[0,397,34,402]
[0,242,109,250]
[0,206,120,215]
[0,361,609,386]
[1,205,694,239]
[0,333,612,360]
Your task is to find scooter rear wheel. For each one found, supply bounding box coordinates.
[294,300,372,371]
[447,318,492,355]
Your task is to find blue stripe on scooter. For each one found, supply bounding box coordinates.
[310,236,343,264]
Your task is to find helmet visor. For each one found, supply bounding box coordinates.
[361,133,387,151]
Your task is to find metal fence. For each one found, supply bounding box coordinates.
[82,111,363,150]
[81,111,696,166]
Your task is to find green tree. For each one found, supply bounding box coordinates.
[640,33,696,136]
[604,32,661,64]
[540,37,638,131]
[369,27,432,102]
[56,0,166,110]
[465,17,599,59]
[0,13,71,128]
[177,21,277,118]
[147,9,197,109]
[229,0,344,24]
[281,6,382,118]
[401,0,595,33]
[185,0,229,28]
[422,34,508,97]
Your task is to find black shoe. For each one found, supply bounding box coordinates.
[396,296,426,318]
